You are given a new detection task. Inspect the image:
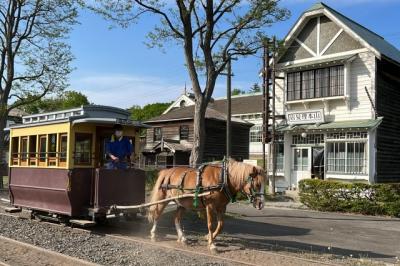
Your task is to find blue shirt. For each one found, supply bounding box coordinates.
[106,136,133,160]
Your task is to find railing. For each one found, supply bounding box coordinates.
[11,152,67,167]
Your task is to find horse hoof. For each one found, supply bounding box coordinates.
[150,236,157,242]
[209,244,218,254]
[177,236,187,244]
[204,234,210,241]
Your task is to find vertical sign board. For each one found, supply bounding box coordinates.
[286,109,325,125]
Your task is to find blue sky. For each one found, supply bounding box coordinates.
[68,0,400,108]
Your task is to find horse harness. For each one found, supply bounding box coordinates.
[159,161,236,208]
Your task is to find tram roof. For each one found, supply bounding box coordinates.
[9,105,148,129]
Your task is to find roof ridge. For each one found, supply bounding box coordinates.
[310,2,384,40]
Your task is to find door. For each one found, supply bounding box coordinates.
[292,147,311,186]
[312,147,324,179]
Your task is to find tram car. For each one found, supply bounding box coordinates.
[7,105,147,224]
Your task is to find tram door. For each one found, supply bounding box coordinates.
[292,147,311,186]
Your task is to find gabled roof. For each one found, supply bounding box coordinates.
[145,104,252,125]
[284,2,400,64]
[210,93,263,115]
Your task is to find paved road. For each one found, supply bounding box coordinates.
[154,203,400,263]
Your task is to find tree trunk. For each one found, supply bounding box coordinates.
[189,96,207,167]
[0,109,7,165]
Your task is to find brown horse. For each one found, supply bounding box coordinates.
[148,159,265,252]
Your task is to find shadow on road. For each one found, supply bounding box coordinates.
[147,208,396,262]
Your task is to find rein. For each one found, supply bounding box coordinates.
[160,160,264,207]
[241,175,264,203]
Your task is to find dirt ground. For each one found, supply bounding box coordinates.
[0,236,96,266]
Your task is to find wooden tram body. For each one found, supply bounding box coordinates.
[8,105,146,222]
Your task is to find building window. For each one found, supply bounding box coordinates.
[250,125,262,142]
[270,135,284,172]
[74,133,92,165]
[292,134,324,145]
[180,125,189,140]
[327,142,367,174]
[293,148,309,171]
[287,65,344,101]
[154,127,162,141]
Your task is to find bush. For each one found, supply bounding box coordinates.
[299,179,400,217]
[145,168,159,191]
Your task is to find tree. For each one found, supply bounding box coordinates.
[20,90,90,114]
[232,88,245,96]
[86,0,289,166]
[128,102,171,122]
[0,1,78,160]
[249,83,261,93]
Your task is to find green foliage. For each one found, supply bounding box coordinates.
[249,83,261,93]
[145,168,159,191]
[232,88,246,96]
[299,179,400,217]
[20,90,90,114]
[128,102,171,121]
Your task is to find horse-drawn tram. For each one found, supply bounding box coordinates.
[7,105,147,225]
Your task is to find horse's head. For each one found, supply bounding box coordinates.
[241,165,265,210]
[228,159,266,210]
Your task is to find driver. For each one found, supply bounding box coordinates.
[106,124,133,169]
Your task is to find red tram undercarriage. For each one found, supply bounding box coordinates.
[8,167,146,225]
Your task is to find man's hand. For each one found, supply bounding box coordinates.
[110,154,119,162]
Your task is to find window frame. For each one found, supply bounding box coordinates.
[326,140,368,175]
[74,133,93,166]
[179,125,189,141]
[153,127,162,142]
[286,65,344,102]
[249,125,263,143]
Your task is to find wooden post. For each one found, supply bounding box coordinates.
[226,56,232,159]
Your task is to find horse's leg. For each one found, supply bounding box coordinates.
[174,206,187,243]
[150,202,168,241]
[212,211,224,240]
[206,205,216,252]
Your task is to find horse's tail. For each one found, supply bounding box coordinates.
[148,169,169,223]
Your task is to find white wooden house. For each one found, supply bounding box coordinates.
[273,2,400,188]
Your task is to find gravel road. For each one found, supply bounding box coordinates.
[0,214,235,266]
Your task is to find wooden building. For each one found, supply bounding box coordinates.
[272,2,400,188]
[142,105,253,167]
[162,91,266,159]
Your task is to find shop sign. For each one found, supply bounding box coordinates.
[286,109,325,125]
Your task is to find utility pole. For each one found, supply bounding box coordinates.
[262,38,276,196]
[262,40,270,170]
[271,36,277,196]
[226,56,232,159]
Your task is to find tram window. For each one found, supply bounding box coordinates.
[39,135,47,162]
[29,136,37,165]
[48,134,57,157]
[74,133,92,165]
[59,134,68,163]
[11,137,19,165]
[48,134,57,166]
[20,137,28,162]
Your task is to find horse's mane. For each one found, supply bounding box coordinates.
[227,159,265,186]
